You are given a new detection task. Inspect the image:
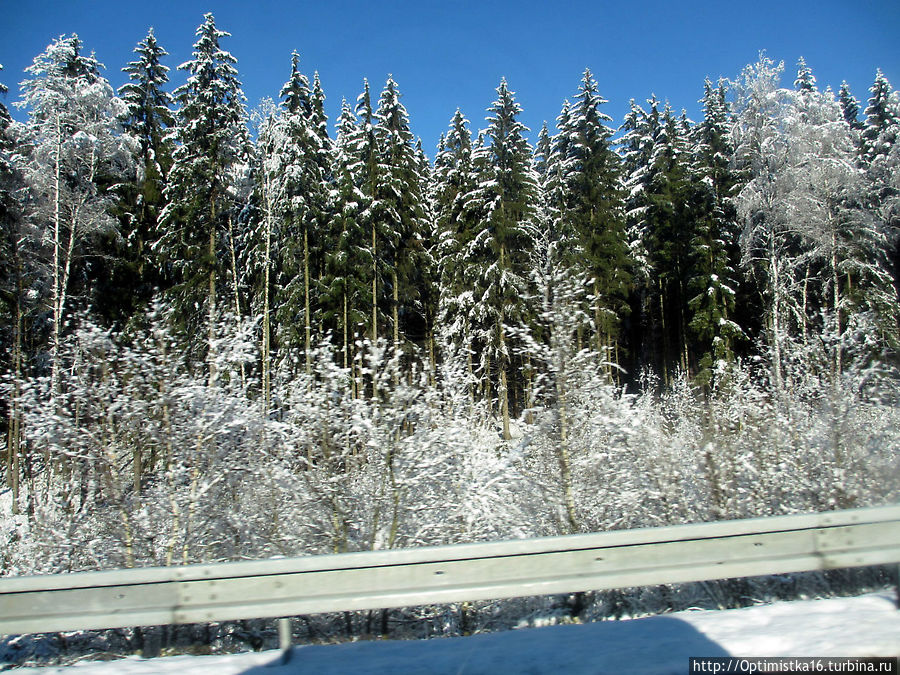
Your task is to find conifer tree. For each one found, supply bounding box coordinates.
[621,97,695,381]
[272,51,329,375]
[433,109,480,391]
[111,28,174,321]
[688,79,745,384]
[159,13,249,382]
[862,70,899,166]
[468,79,539,438]
[352,79,384,350]
[559,69,630,367]
[861,70,900,304]
[373,76,429,364]
[324,100,370,380]
[838,82,865,133]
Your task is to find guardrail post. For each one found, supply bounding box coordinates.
[894,564,900,610]
[278,617,292,664]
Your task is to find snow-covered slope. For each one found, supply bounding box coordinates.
[8,593,899,674]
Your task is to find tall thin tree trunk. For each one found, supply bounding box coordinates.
[769,235,784,394]
[371,221,378,399]
[7,264,23,513]
[227,213,245,388]
[343,290,349,371]
[499,322,511,441]
[304,224,311,376]
[208,193,217,388]
[832,232,842,380]
[658,278,669,388]
[262,191,272,416]
[50,113,62,401]
[556,377,578,533]
[392,269,400,389]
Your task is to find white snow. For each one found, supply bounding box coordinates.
[8,592,899,674]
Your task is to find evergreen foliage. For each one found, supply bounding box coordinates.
[2,28,900,635]
[158,13,250,371]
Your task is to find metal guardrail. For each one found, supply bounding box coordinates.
[1,504,899,635]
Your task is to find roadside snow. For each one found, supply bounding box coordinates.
[8,592,899,674]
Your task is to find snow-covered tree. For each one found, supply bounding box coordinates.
[110,28,174,321]
[467,79,540,439]
[323,100,371,385]
[373,76,429,363]
[861,70,900,309]
[688,78,745,385]
[270,51,330,375]
[18,35,132,398]
[732,55,800,392]
[159,13,250,383]
[433,109,481,394]
[558,69,630,368]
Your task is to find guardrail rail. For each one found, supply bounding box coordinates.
[2,504,899,636]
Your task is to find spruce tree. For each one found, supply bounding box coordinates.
[373,76,428,361]
[838,82,865,133]
[324,100,371,380]
[469,79,539,438]
[433,109,480,390]
[860,70,900,337]
[560,69,631,368]
[621,95,699,382]
[111,28,174,321]
[159,13,250,382]
[687,79,745,385]
[272,52,329,375]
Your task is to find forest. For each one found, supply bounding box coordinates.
[1,11,900,650]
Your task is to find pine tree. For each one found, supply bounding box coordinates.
[433,109,480,393]
[793,57,816,94]
[862,70,899,166]
[469,79,539,439]
[621,96,695,382]
[559,69,630,368]
[159,13,250,383]
[352,79,385,351]
[110,28,174,321]
[272,51,329,375]
[324,100,371,382]
[688,79,745,385]
[838,82,864,133]
[861,70,900,307]
[373,76,428,365]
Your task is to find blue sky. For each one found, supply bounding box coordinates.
[2,0,899,154]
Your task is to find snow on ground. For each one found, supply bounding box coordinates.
[8,592,899,674]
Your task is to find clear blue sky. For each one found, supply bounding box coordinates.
[2,0,899,154]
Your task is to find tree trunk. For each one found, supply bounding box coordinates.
[304,223,311,376]
[7,263,23,513]
[262,193,272,416]
[208,194,217,388]
[227,213,245,388]
[832,230,842,380]
[50,113,63,401]
[371,221,378,399]
[556,375,579,532]
[499,322,511,441]
[392,268,400,388]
